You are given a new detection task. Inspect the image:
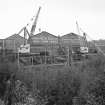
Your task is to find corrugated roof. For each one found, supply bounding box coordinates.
[61,33,82,39]
[6,34,25,40]
[31,31,57,39]
[5,34,26,52]
[61,33,83,46]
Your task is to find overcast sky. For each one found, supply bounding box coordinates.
[0,0,105,40]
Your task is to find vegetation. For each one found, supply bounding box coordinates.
[14,53,105,105]
[0,53,105,105]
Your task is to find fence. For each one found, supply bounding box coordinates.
[17,46,74,67]
[18,55,68,66]
[17,43,91,67]
[0,39,90,67]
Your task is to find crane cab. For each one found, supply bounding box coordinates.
[18,44,30,53]
[80,47,88,53]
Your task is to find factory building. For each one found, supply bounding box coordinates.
[0,34,25,53]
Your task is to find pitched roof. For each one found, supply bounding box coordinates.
[31,31,57,39]
[6,34,25,40]
[61,33,82,39]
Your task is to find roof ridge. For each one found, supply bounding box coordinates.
[31,31,57,38]
[61,32,82,38]
[6,34,24,39]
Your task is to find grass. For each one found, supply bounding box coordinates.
[19,53,105,104]
[0,53,105,105]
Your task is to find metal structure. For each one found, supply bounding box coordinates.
[17,47,70,67]
[76,21,88,53]
[17,27,30,53]
[0,39,16,55]
[17,27,29,44]
[83,32,105,56]
[30,6,41,36]
[17,6,42,54]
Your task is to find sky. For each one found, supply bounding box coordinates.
[0,0,105,40]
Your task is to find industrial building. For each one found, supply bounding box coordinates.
[0,34,25,53]
[27,31,84,55]
[0,31,85,55]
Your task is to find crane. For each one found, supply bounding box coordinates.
[30,6,41,36]
[76,21,88,53]
[81,31,105,56]
[17,6,41,53]
[76,21,81,35]
[17,27,29,45]
[80,28,88,48]
[17,27,30,53]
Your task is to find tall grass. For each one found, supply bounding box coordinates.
[0,53,105,105]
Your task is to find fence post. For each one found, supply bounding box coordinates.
[14,40,16,52]
[70,46,73,66]
[45,48,47,64]
[17,51,20,69]
[32,57,33,65]
[44,53,46,64]
[67,47,70,66]
[40,55,42,64]
[2,39,5,57]
[3,39,4,49]
[67,46,72,66]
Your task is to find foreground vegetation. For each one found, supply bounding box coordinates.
[0,53,105,105]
